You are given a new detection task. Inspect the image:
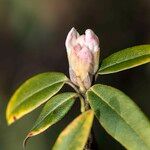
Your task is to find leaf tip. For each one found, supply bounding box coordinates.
[23,133,33,149]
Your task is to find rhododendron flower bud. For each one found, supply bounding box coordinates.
[65,28,100,92]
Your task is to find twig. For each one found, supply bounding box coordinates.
[66,80,95,150]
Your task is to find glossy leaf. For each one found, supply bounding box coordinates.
[87,84,150,150]
[52,110,94,150]
[26,92,77,139]
[6,72,68,125]
[99,45,150,74]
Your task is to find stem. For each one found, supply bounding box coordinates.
[81,94,94,150]
[66,80,81,94]
[84,132,93,150]
[66,80,95,149]
[79,96,86,112]
[66,80,89,112]
[84,102,93,150]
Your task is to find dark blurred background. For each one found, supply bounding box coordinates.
[0,0,150,149]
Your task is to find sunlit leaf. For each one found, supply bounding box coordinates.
[25,92,77,139]
[99,45,150,74]
[52,110,94,150]
[87,84,150,150]
[6,72,68,125]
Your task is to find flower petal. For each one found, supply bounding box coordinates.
[85,29,99,52]
[65,27,79,55]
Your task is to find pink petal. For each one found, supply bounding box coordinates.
[78,47,92,63]
[76,35,86,47]
[85,29,99,52]
[65,27,79,54]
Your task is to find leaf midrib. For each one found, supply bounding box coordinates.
[32,94,76,129]
[90,88,149,149]
[9,80,65,116]
[99,53,150,72]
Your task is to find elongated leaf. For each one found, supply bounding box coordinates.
[52,110,94,150]
[26,92,77,139]
[99,45,150,74]
[87,84,150,150]
[6,72,68,125]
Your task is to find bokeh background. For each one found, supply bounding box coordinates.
[0,0,150,150]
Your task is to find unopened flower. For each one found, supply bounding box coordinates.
[65,28,100,92]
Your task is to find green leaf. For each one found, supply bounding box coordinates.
[99,45,150,74]
[6,72,68,125]
[26,92,77,139]
[87,84,150,150]
[52,110,94,150]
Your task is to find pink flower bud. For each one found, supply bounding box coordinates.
[65,28,100,92]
